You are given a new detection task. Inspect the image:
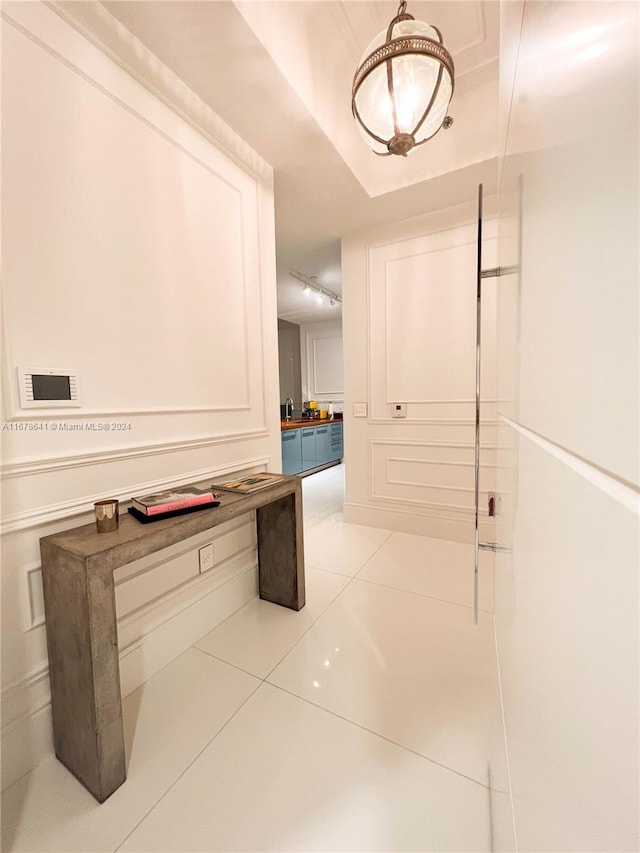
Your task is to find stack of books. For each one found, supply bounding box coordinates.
[128,486,219,524]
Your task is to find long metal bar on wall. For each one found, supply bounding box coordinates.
[474,186,517,624]
[473,184,483,625]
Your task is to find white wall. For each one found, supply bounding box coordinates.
[1,2,280,788]
[299,320,343,407]
[490,2,639,849]
[342,199,499,542]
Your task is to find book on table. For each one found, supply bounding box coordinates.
[209,472,285,494]
[131,486,217,516]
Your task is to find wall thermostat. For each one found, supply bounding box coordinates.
[392,403,407,418]
[18,367,81,409]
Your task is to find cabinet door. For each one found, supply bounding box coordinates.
[281,429,302,475]
[315,425,331,466]
[301,427,317,471]
[330,423,343,461]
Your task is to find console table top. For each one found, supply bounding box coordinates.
[40,475,301,573]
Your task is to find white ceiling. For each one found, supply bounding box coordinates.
[61,1,499,324]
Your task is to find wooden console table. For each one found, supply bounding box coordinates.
[40,475,305,803]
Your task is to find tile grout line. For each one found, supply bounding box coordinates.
[262,569,360,683]
[266,680,493,793]
[353,574,495,616]
[191,644,266,682]
[113,677,264,853]
[259,530,395,682]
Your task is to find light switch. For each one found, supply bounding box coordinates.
[391,403,407,418]
[353,402,368,418]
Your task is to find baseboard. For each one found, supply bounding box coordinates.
[343,500,495,543]
[0,703,54,793]
[0,567,258,792]
[299,459,342,478]
[118,566,257,699]
[490,618,518,851]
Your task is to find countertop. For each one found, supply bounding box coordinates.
[280,418,340,432]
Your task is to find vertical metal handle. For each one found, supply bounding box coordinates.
[473,183,483,625]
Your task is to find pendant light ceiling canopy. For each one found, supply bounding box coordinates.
[352,1,455,157]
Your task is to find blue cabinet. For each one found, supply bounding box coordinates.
[282,422,342,474]
[329,422,343,461]
[281,429,302,475]
[315,425,331,466]
[301,427,317,471]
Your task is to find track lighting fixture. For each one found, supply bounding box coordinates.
[289,270,342,308]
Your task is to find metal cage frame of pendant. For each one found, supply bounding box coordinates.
[351,11,455,157]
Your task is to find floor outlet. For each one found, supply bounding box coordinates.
[199,543,214,573]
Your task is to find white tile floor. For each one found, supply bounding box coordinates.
[2,463,500,852]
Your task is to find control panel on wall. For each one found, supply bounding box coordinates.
[18,368,81,408]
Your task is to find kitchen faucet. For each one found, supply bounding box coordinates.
[285,396,294,421]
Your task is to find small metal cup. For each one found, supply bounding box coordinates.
[94,499,119,533]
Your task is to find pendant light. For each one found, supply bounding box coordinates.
[352,0,455,157]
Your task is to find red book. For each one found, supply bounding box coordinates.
[131,487,216,516]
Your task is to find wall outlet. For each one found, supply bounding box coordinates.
[198,543,214,573]
[391,403,407,418]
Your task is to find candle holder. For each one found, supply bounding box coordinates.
[94,499,119,533]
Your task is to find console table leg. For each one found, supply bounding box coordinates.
[41,542,126,802]
[256,487,305,611]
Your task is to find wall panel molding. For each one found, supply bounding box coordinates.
[1,662,51,730]
[300,321,343,403]
[365,417,499,426]
[3,403,253,423]
[1,6,271,430]
[366,222,498,423]
[116,540,257,653]
[343,499,495,543]
[364,439,501,453]
[387,457,503,470]
[385,480,484,493]
[25,562,46,631]
[380,399,499,405]
[1,431,269,480]
[43,1,273,182]
[369,438,497,516]
[368,493,484,515]
[1,455,270,533]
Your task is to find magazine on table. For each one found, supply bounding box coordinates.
[209,472,285,494]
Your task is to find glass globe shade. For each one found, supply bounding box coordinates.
[352,13,454,156]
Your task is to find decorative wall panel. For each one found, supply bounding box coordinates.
[0,1,279,788]
[300,321,343,403]
[368,223,497,421]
